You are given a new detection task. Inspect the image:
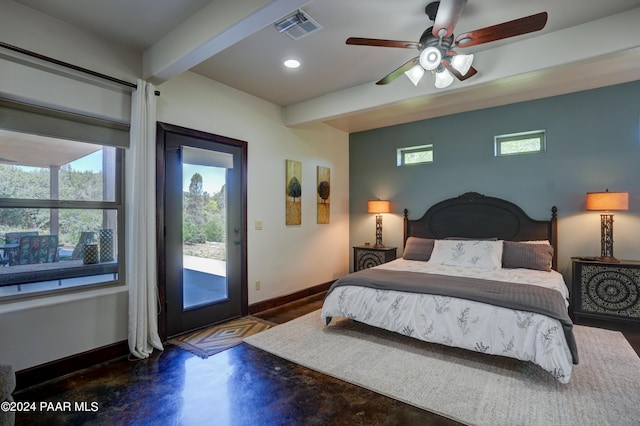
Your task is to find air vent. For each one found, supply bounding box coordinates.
[274,9,323,41]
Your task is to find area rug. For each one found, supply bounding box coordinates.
[169,316,275,358]
[244,310,640,426]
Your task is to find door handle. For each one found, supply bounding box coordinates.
[234,239,241,245]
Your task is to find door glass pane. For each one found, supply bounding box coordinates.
[182,162,227,309]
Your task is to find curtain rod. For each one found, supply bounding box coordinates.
[0,41,160,96]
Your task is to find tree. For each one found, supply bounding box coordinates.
[188,172,203,197]
[287,176,301,202]
[185,173,204,226]
[0,163,104,244]
[183,173,206,244]
[212,184,225,210]
[317,180,330,203]
[204,213,224,242]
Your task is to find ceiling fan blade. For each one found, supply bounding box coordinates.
[432,0,468,39]
[376,57,420,85]
[346,37,420,49]
[454,12,548,48]
[443,61,478,81]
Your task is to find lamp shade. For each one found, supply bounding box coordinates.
[586,190,629,211]
[450,54,474,76]
[434,68,454,89]
[367,200,390,214]
[404,65,425,86]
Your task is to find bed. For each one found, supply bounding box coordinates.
[321,192,578,384]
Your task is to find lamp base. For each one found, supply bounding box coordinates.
[373,243,386,248]
[595,255,620,263]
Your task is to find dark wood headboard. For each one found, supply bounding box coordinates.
[403,192,558,269]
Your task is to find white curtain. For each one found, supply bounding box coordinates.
[127,79,163,358]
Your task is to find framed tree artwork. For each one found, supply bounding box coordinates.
[317,166,330,224]
[286,159,302,225]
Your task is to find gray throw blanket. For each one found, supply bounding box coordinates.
[327,268,578,364]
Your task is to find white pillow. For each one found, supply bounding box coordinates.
[429,240,503,269]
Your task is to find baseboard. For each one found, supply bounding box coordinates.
[15,340,129,392]
[248,280,333,315]
[15,283,332,391]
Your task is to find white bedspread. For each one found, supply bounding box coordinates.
[321,259,575,383]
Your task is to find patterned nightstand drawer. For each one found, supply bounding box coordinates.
[572,258,640,324]
[353,246,397,272]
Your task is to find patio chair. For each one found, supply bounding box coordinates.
[4,231,38,266]
[59,231,95,261]
[17,235,59,265]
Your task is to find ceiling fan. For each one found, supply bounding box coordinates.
[346,0,548,88]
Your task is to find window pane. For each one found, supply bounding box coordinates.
[0,207,118,259]
[397,145,433,166]
[495,130,545,157]
[0,106,125,300]
[499,138,541,155]
[0,131,116,202]
[0,208,119,295]
[404,150,433,164]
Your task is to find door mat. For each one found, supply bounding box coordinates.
[168,316,276,358]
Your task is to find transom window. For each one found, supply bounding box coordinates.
[397,144,433,166]
[494,130,546,157]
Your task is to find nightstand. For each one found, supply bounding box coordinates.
[353,245,397,272]
[571,257,640,325]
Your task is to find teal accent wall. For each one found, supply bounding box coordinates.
[349,80,640,274]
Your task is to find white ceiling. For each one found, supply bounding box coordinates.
[12,0,640,133]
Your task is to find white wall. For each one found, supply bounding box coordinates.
[0,0,139,122]
[0,4,349,371]
[0,1,137,372]
[156,72,350,302]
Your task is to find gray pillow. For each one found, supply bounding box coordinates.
[402,237,435,261]
[502,241,553,271]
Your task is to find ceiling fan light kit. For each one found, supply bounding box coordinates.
[419,47,442,71]
[450,53,474,75]
[346,0,548,89]
[435,68,454,88]
[404,65,426,86]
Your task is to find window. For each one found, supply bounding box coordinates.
[494,130,546,157]
[0,100,127,299]
[397,144,433,166]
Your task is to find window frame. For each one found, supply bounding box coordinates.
[397,144,434,166]
[0,118,126,301]
[494,129,546,157]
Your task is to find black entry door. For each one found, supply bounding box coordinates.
[159,123,247,338]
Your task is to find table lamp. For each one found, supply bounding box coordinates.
[367,199,390,248]
[586,189,629,262]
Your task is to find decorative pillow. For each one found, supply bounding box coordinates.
[402,237,435,261]
[445,236,499,241]
[428,240,503,269]
[502,241,554,272]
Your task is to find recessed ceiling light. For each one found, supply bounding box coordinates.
[284,59,301,69]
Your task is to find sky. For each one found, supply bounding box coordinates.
[71,150,102,172]
[183,164,226,195]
